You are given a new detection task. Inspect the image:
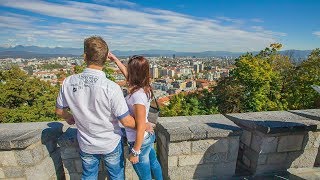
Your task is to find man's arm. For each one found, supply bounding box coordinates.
[55,108,75,125]
[119,114,136,129]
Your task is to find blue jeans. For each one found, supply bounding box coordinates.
[128,133,163,180]
[80,139,124,180]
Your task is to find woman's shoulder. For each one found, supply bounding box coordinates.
[130,88,149,102]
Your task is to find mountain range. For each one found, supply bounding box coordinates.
[0,45,313,60]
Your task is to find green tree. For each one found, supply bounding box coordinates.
[74,62,115,81]
[286,48,320,109]
[0,67,59,123]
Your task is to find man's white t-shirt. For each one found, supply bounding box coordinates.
[125,88,150,142]
[56,68,129,154]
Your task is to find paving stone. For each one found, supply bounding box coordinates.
[278,135,304,152]
[303,131,320,149]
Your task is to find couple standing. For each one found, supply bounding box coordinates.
[55,36,163,180]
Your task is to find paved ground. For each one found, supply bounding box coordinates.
[235,168,320,180]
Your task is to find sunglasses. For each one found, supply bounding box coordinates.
[129,55,143,63]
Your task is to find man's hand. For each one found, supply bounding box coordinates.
[129,153,139,164]
[108,52,117,62]
[145,122,155,134]
[66,117,75,125]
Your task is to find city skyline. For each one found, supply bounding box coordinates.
[0,0,319,52]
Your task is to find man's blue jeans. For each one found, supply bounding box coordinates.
[80,139,124,180]
[128,133,163,180]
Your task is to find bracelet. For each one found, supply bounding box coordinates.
[131,148,141,157]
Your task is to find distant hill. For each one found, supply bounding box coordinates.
[0,45,314,60]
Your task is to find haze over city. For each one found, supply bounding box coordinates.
[0,0,319,52]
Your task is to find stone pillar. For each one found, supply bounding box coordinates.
[156,114,242,179]
[226,109,320,176]
[0,122,66,180]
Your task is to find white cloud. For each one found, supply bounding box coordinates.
[0,0,287,52]
[313,31,320,37]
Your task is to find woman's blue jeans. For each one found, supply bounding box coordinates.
[79,139,124,180]
[128,133,163,180]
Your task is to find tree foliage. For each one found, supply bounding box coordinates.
[0,66,59,123]
[163,45,320,116]
[160,89,219,117]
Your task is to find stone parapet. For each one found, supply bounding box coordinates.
[226,109,320,176]
[0,121,68,179]
[58,128,138,180]
[156,114,242,179]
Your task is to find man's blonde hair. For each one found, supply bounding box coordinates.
[84,36,109,66]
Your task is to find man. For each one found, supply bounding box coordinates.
[56,36,137,179]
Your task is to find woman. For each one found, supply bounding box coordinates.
[108,52,163,180]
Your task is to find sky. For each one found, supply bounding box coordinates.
[0,0,319,52]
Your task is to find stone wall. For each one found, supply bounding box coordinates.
[156,115,242,179]
[227,109,320,175]
[58,128,139,180]
[0,109,320,179]
[0,122,67,180]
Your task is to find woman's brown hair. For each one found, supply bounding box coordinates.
[127,55,152,99]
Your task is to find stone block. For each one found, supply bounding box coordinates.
[242,155,250,167]
[0,151,18,166]
[228,136,240,161]
[241,130,252,147]
[204,152,227,163]
[251,135,278,153]
[257,154,267,165]
[30,142,45,164]
[178,155,204,166]
[213,138,229,153]
[287,148,318,168]
[61,147,80,159]
[25,154,58,179]
[255,164,287,174]
[65,172,81,180]
[303,131,320,149]
[15,150,34,166]
[3,166,25,178]
[43,140,57,156]
[157,132,167,149]
[213,161,236,177]
[278,135,304,152]
[168,141,191,156]
[267,153,287,164]
[192,139,216,154]
[0,168,5,178]
[168,156,178,167]
[168,164,214,179]
[74,159,82,173]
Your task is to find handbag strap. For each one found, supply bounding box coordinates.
[150,89,160,110]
